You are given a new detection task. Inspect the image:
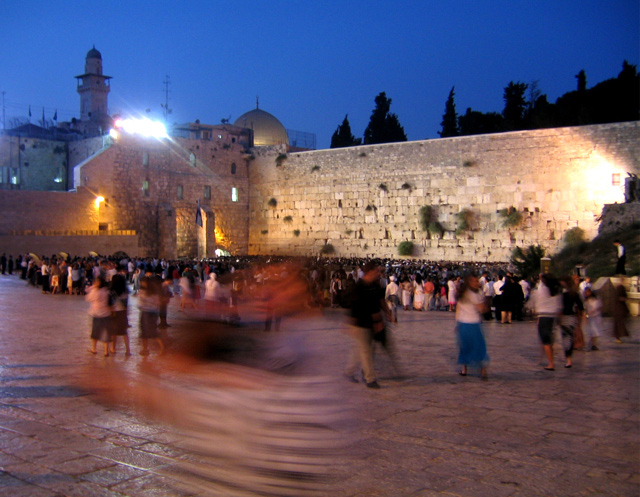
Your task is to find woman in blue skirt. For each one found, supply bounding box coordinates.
[456,275,489,380]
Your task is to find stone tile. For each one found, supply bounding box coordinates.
[88,445,173,470]
[78,463,147,487]
[47,454,116,475]
[111,473,203,497]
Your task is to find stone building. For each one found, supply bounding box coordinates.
[73,123,252,259]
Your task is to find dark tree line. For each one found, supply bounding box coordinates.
[439,61,639,138]
[331,92,406,148]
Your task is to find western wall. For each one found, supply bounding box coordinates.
[248,122,640,262]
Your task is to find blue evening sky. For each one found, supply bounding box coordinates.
[0,1,637,149]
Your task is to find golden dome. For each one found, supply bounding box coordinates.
[234,108,289,147]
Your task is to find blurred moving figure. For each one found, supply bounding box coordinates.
[345,261,400,389]
[86,263,350,496]
[455,275,489,380]
[583,287,602,351]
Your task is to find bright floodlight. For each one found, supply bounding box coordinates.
[114,118,168,138]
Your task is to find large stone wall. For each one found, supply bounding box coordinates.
[0,187,139,257]
[248,122,640,261]
[0,188,98,233]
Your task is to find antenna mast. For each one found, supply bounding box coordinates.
[161,75,172,124]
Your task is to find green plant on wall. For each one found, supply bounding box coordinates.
[267,198,277,208]
[379,183,388,193]
[418,205,444,237]
[283,215,293,223]
[261,229,268,235]
[319,243,335,255]
[498,206,523,228]
[455,208,477,235]
[397,241,414,256]
[401,182,412,191]
[563,227,587,247]
[275,153,288,167]
[311,165,320,172]
[293,229,300,237]
[345,229,353,235]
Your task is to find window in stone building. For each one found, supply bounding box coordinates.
[204,185,211,199]
[612,173,621,186]
[177,185,184,199]
[190,152,196,167]
[203,131,210,140]
[0,167,7,183]
[10,168,19,185]
[142,151,149,166]
[232,137,236,143]
[231,163,236,175]
[142,180,149,196]
[231,187,238,202]
[218,134,223,139]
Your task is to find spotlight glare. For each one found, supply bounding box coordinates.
[115,118,168,138]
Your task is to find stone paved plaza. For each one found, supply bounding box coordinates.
[0,273,638,496]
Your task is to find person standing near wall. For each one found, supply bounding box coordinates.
[138,275,165,356]
[613,284,630,343]
[86,276,113,357]
[384,275,399,323]
[583,287,602,351]
[110,268,131,356]
[559,277,584,368]
[345,261,392,389]
[533,274,562,371]
[614,240,626,275]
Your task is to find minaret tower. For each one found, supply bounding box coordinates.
[75,46,111,122]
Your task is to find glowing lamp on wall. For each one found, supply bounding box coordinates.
[95,196,105,208]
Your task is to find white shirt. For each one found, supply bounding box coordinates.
[456,290,484,324]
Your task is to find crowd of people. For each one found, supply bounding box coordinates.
[1,251,632,386]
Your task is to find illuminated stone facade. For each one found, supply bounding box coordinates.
[0,121,637,261]
[73,125,251,258]
[249,122,640,262]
